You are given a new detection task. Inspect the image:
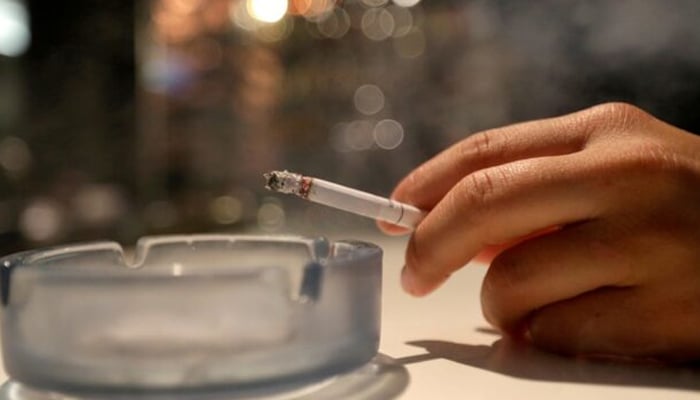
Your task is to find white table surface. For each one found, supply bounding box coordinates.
[2,233,699,399]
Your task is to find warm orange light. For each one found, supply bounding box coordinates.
[247,0,288,23]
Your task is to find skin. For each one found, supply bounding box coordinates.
[378,103,700,361]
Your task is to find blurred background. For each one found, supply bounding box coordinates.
[1,0,700,253]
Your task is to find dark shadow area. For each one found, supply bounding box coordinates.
[395,339,700,392]
[474,326,501,336]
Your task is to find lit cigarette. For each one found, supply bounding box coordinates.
[264,170,426,229]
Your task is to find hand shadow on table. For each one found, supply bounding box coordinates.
[395,335,700,392]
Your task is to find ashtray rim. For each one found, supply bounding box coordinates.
[0,234,382,272]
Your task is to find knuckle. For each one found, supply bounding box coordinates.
[586,139,685,194]
[459,130,501,162]
[458,169,503,211]
[584,102,652,134]
[593,101,643,116]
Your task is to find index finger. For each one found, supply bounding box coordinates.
[393,113,593,209]
[376,114,589,235]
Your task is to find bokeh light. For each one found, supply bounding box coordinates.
[344,120,375,151]
[388,5,413,37]
[72,184,127,228]
[247,0,288,23]
[317,8,350,39]
[392,0,421,7]
[361,0,388,7]
[141,50,192,93]
[374,119,404,150]
[291,0,333,22]
[230,0,257,31]
[20,198,64,243]
[0,0,30,57]
[210,195,243,224]
[0,136,32,177]
[361,7,394,41]
[230,0,293,42]
[257,198,285,231]
[354,84,385,115]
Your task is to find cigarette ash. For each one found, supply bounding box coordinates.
[263,172,282,191]
[263,170,300,195]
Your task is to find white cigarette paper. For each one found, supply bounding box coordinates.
[264,170,426,229]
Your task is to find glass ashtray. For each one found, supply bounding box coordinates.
[0,235,383,395]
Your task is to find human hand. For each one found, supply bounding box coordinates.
[379,103,700,360]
